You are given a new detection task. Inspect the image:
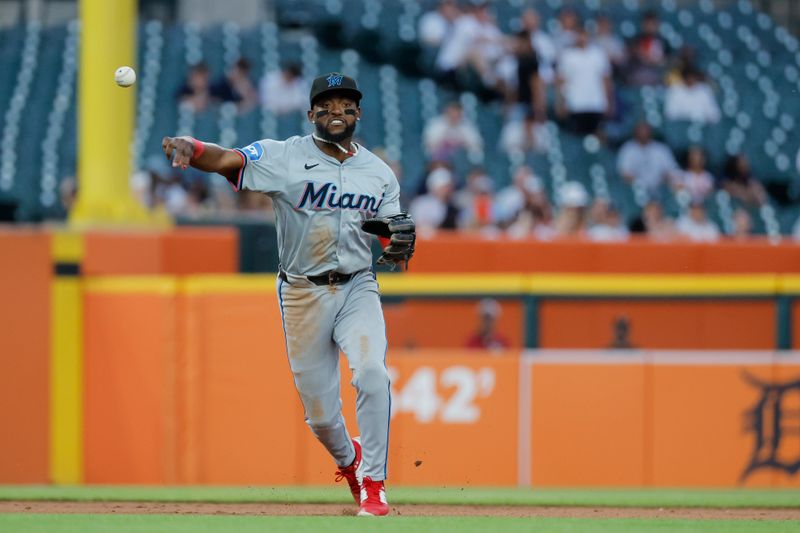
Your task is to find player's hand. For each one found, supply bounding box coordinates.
[162,136,194,170]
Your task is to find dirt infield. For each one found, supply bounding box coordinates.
[1,501,799,520]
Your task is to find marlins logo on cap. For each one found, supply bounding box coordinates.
[310,72,363,107]
[326,74,344,87]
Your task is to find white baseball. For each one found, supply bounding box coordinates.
[114,66,136,87]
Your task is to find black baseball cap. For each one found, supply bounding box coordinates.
[309,72,363,107]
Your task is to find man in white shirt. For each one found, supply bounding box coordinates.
[409,167,458,232]
[556,25,614,135]
[676,202,720,242]
[422,102,484,160]
[664,68,720,124]
[259,64,309,115]
[618,122,679,196]
[587,199,630,242]
[435,2,504,85]
[418,0,460,48]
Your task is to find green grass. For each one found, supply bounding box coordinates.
[0,515,797,533]
[1,487,797,532]
[0,485,799,508]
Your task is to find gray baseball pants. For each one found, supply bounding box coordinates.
[276,270,390,480]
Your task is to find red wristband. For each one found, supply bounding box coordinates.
[379,236,390,248]
[191,137,205,159]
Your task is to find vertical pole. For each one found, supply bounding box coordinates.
[776,296,792,350]
[50,230,84,484]
[524,296,540,348]
[71,0,150,224]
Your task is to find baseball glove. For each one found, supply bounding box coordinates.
[362,213,416,270]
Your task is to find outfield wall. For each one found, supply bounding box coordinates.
[3,271,800,488]
[2,230,800,487]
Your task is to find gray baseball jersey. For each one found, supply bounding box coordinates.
[233,134,401,276]
[233,134,397,481]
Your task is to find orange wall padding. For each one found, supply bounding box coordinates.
[387,352,519,486]
[81,286,521,485]
[530,363,647,486]
[0,230,50,482]
[383,299,774,350]
[82,290,179,484]
[649,363,775,487]
[540,300,775,349]
[80,287,800,488]
[412,235,800,273]
[177,290,302,484]
[384,300,524,349]
[527,355,800,488]
[82,228,238,275]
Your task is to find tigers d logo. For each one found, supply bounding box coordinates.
[740,372,800,481]
[326,74,344,87]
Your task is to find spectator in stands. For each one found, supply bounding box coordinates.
[556,24,614,136]
[466,298,510,350]
[259,63,308,116]
[59,177,77,214]
[409,167,459,232]
[177,62,212,112]
[131,155,188,215]
[422,102,483,161]
[519,8,557,83]
[434,2,505,92]
[373,147,408,206]
[509,31,547,122]
[553,181,590,237]
[664,67,720,124]
[721,154,768,207]
[618,122,679,196]
[593,15,627,73]
[418,0,460,49]
[494,165,543,226]
[676,202,720,242]
[552,6,580,51]
[626,11,668,86]
[455,167,496,231]
[507,201,555,240]
[628,200,677,240]
[211,58,258,112]
[587,198,630,241]
[666,45,699,85]
[181,168,212,216]
[730,208,754,240]
[671,146,714,204]
[499,110,549,157]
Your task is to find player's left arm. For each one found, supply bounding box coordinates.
[365,175,415,268]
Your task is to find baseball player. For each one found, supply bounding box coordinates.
[162,72,415,517]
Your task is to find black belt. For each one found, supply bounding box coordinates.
[280,269,357,286]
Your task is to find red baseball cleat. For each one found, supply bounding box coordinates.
[357,476,390,516]
[334,437,363,505]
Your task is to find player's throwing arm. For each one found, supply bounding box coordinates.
[161,135,244,185]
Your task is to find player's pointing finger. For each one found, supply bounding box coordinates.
[162,138,175,160]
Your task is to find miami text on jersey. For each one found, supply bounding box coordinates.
[296,181,383,213]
